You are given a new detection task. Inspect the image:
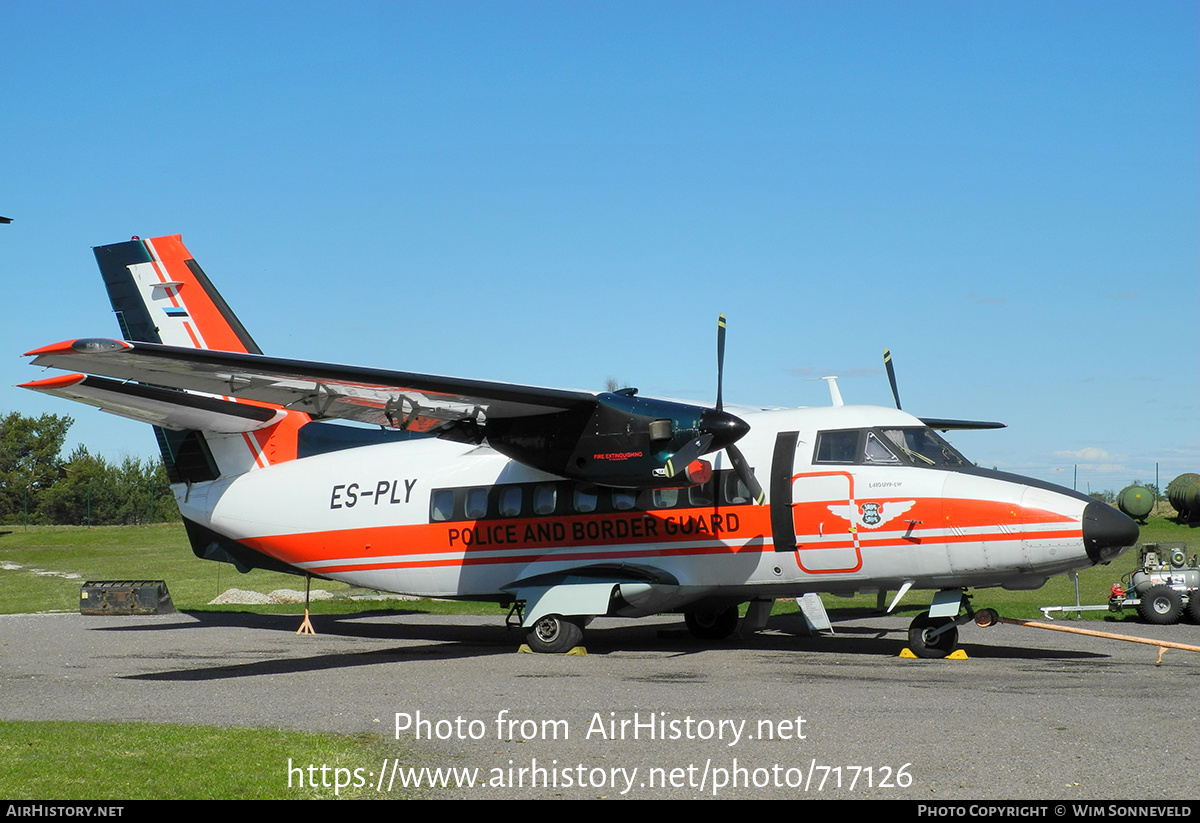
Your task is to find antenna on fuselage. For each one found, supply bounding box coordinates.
[820,376,843,407]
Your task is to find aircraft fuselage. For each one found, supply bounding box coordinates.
[179,404,1131,615]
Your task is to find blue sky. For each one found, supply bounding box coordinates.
[1,1,1196,492]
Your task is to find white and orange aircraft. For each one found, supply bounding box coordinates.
[21,235,1138,656]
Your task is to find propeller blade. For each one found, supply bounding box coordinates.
[726,444,765,505]
[884,347,902,410]
[716,314,727,412]
[663,433,714,479]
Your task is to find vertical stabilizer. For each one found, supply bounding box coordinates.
[93,235,261,353]
[92,235,307,481]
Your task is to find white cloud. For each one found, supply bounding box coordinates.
[1053,447,1111,461]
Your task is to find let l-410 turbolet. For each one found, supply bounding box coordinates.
[21,235,1138,656]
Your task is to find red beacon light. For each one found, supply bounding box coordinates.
[686,459,712,486]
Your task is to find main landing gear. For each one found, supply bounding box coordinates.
[906,589,980,659]
[525,614,585,654]
[684,605,740,640]
[519,606,743,652]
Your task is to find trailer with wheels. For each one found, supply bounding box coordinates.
[1108,543,1200,625]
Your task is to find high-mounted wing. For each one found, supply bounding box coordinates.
[25,337,593,430]
[23,235,753,489]
[24,337,749,488]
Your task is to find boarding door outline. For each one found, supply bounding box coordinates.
[769,431,861,573]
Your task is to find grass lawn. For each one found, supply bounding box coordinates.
[0,523,500,616]
[0,722,424,800]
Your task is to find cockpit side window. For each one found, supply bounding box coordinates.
[814,430,860,464]
[863,432,901,464]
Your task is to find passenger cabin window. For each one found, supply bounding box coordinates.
[465,488,488,520]
[653,488,679,508]
[612,490,637,511]
[724,472,751,504]
[573,488,598,513]
[430,489,455,522]
[499,487,523,517]
[533,484,557,515]
[688,479,714,506]
[428,468,755,524]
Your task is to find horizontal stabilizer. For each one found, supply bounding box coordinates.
[19,373,286,433]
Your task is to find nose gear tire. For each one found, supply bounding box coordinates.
[907,613,959,659]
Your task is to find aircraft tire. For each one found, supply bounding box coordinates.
[526,614,584,654]
[684,605,740,640]
[1187,594,1200,625]
[1138,586,1183,625]
[907,613,959,659]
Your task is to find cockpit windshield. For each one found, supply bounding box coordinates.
[812,426,971,468]
[880,427,970,468]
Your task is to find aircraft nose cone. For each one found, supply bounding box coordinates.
[1082,500,1138,564]
[700,409,750,449]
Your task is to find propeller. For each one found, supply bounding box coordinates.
[663,433,713,479]
[715,315,765,505]
[658,315,763,504]
[884,347,902,409]
[882,347,1006,431]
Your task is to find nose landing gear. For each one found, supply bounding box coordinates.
[907,613,960,658]
[906,589,980,659]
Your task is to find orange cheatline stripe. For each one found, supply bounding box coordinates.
[238,511,773,566]
[286,541,754,575]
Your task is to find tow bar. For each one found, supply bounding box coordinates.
[973,608,1200,665]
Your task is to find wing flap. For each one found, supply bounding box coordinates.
[19,373,286,433]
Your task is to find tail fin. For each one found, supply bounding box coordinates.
[94,235,262,353]
[92,235,307,481]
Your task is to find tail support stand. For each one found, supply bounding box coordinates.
[297,575,315,635]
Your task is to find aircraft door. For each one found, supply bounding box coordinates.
[770,431,861,573]
[770,431,800,553]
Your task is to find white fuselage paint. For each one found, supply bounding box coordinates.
[177,405,1100,608]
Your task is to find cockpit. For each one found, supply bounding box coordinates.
[813,427,970,468]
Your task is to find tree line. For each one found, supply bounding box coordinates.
[0,411,179,525]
